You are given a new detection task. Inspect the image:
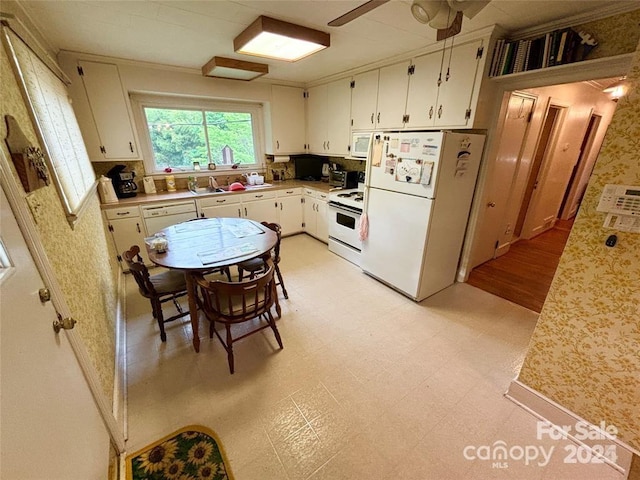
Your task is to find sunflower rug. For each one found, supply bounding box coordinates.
[126,425,234,480]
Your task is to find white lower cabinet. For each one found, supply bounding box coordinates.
[303,188,329,242]
[197,196,242,219]
[242,191,278,224]
[277,188,303,236]
[103,206,148,269]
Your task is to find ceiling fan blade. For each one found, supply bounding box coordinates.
[327,0,390,27]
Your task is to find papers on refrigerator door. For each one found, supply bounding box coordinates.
[371,137,383,167]
[420,161,435,186]
[395,158,422,184]
[198,243,259,265]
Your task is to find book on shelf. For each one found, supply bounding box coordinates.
[490,26,593,77]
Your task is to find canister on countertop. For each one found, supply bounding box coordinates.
[97,175,118,203]
[165,175,176,192]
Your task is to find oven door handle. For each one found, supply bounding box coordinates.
[328,201,363,215]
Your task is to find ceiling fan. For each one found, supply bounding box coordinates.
[328,0,491,39]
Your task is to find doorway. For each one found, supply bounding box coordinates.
[466,78,618,312]
[515,104,565,238]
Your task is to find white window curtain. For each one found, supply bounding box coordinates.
[2,26,96,226]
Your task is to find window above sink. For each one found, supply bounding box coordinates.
[131,93,266,175]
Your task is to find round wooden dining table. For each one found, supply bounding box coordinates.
[147,217,277,352]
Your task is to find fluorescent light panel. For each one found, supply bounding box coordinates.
[201,56,268,81]
[234,16,330,62]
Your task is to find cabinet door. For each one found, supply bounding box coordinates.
[270,85,306,154]
[405,52,441,128]
[278,195,303,236]
[351,70,379,130]
[78,60,138,160]
[376,61,410,129]
[200,204,242,219]
[326,78,352,156]
[435,40,483,127]
[243,198,278,224]
[108,217,148,268]
[315,199,329,243]
[303,196,317,236]
[306,84,328,154]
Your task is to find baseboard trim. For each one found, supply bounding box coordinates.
[112,269,128,441]
[506,380,636,477]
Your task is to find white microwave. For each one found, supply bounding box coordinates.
[350,132,373,159]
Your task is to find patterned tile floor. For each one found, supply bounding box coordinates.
[125,234,624,480]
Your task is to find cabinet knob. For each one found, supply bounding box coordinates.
[377,112,380,124]
[438,105,443,118]
[370,113,374,124]
[428,106,433,119]
[129,142,134,153]
[487,201,496,208]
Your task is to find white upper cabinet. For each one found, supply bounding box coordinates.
[406,39,486,128]
[376,61,411,130]
[350,70,379,130]
[325,79,352,156]
[405,52,442,128]
[77,60,139,160]
[269,85,306,154]
[306,84,328,154]
[306,79,352,156]
[435,39,485,127]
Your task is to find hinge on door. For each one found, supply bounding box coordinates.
[527,111,533,123]
[77,66,84,76]
[302,222,306,228]
[100,145,107,154]
[347,145,351,152]
[465,108,472,120]
[408,65,415,75]
[476,46,484,59]
[303,91,308,98]
[301,198,304,204]
[494,241,499,249]
[351,119,353,126]
[108,224,114,232]
[350,80,355,88]
[117,254,122,262]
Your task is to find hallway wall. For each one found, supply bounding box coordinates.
[518,38,640,451]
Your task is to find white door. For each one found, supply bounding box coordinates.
[278,195,303,235]
[326,79,352,156]
[0,187,111,479]
[306,84,328,154]
[470,93,536,267]
[316,199,329,243]
[405,52,441,128]
[376,61,410,129]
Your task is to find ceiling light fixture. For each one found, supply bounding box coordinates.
[201,56,268,81]
[410,0,491,29]
[234,16,330,62]
[603,77,629,101]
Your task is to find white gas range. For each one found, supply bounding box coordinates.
[327,185,365,266]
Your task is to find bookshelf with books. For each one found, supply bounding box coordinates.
[489,27,598,78]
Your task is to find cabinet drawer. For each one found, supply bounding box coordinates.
[278,187,302,197]
[197,195,242,208]
[244,191,276,202]
[303,188,328,200]
[104,206,140,220]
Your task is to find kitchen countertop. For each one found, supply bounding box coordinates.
[101,180,333,209]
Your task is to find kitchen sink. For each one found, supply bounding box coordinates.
[189,186,229,195]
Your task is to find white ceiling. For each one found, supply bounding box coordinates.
[15,0,639,84]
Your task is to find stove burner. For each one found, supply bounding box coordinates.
[354,196,363,202]
[337,192,358,198]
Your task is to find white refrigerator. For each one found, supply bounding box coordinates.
[361,131,485,301]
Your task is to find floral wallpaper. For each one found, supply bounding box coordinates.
[574,9,640,60]
[1,45,119,399]
[518,38,640,451]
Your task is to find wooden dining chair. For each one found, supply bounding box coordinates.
[237,222,288,299]
[194,260,283,374]
[123,245,190,342]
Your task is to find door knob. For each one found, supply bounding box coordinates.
[53,313,77,333]
[487,202,496,208]
[39,288,51,303]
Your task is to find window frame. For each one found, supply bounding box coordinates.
[131,93,265,176]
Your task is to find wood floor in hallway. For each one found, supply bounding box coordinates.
[466,219,574,313]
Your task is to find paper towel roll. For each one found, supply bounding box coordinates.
[273,155,290,163]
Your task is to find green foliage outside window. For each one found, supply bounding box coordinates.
[144,107,256,169]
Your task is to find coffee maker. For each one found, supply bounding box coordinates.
[107,164,138,198]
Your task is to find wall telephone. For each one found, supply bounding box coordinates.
[596,184,640,216]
